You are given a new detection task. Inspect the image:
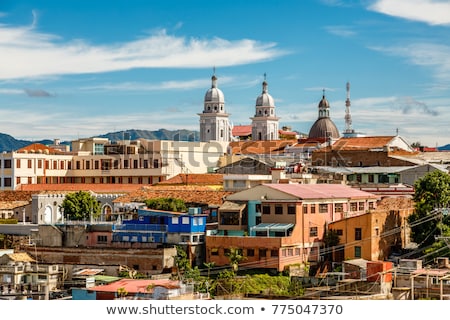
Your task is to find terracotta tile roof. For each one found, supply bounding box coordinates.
[290,137,328,148]
[5,252,35,262]
[0,201,29,209]
[0,191,34,202]
[114,185,233,206]
[325,136,397,151]
[19,184,140,193]
[229,140,294,155]
[156,173,223,186]
[278,129,297,136]
[17,143,67,155]
[232,125,252,136]
[265,183,379,200]
[88,278,181,294]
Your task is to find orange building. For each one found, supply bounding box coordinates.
[327,197,414,262]
[205,183,379,272]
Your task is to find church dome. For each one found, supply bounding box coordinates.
[204,75,224,103]
[308,91,340,139]
[255,80,274,107]
[308,118,340,139]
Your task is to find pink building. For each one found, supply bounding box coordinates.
[206,183,379,272]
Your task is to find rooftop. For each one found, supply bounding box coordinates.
[265,183,379,200]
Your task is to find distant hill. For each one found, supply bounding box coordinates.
[438,144,450,151]
[0,133,54,152]
[0,129,199,152]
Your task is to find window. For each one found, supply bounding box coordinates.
[354,246,361,258]
[368,174,374,183]
[27,160,32,169]
[310,227,318,237]
[319,204,328,213]
[85,161,90,170]
[358,202,365,211]
[350,202,357,211]
[153,159,159,168]
[37,160,42,169]
[303,205,308,214]
[247,249,255,257]
[143,160,149,168]
[4,178,11,187]
[259,249,267,259]
[97,235,108,243]
[310,205,316,214]
[60,161,65,169]
[124,159,129,169]
[335,203,343,213]
[355,228,362,241]
[262,205,270,215]
[211,248,219,256]
[95,161,99,170]
[369,202,375,210]
[275,205,283,215]
[133,159,138,168]
[4,159,11,168]
[182,217,189,224]
[171,217,179,224]
[288,205,296,215]
[16,159,21,168]
[336,229,343,236]
[270,249,279,257]
[76,161,81,170]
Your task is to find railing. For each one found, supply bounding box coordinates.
[112,224,168,232]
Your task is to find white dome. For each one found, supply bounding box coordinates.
[255,80,274,107]
[204,75,224,103]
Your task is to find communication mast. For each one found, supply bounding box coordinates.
[344,82,354,134]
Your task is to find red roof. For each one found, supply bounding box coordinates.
[232,125,252,136]
[88,278,181,294]
[228,140,293,155]
[265,183,379,200]
[19,183,140,193]
[156,173,223,186]
[113,185,233,206]
[17,143,66,155]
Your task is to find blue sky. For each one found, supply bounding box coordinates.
[0,0,450,147]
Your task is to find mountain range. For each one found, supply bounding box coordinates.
[0,129,200,152]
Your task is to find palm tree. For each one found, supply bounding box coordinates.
[226,247,245,273]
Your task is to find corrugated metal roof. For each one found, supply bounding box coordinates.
[88,278,181,293]
[252,223,294,232]
[265,183,379,200]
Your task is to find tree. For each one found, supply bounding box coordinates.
[323,229,340,261]
[61,191,101,221]
[226,247,246,273]
[408,171,450,250]
[144,197,187,212]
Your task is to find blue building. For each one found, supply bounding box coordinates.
[112,207,207,266]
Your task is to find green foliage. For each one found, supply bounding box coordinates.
[61,191,101,221]
[0,219,18,224]
[323,229,340,247]
[145,197,187,212]
[225,247,246,272]
[409,171,450,249]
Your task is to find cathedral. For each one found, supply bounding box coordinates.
[198,71,340,143]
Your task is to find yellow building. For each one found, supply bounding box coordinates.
[327,197,414,261]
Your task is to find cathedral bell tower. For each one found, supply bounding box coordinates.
[198,70,231,142]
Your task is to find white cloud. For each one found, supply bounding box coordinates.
[0,21,287,80]
[82,76,235,92]
[370,43,450,86]
[368,0,450,25]
[323,25,357,37]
